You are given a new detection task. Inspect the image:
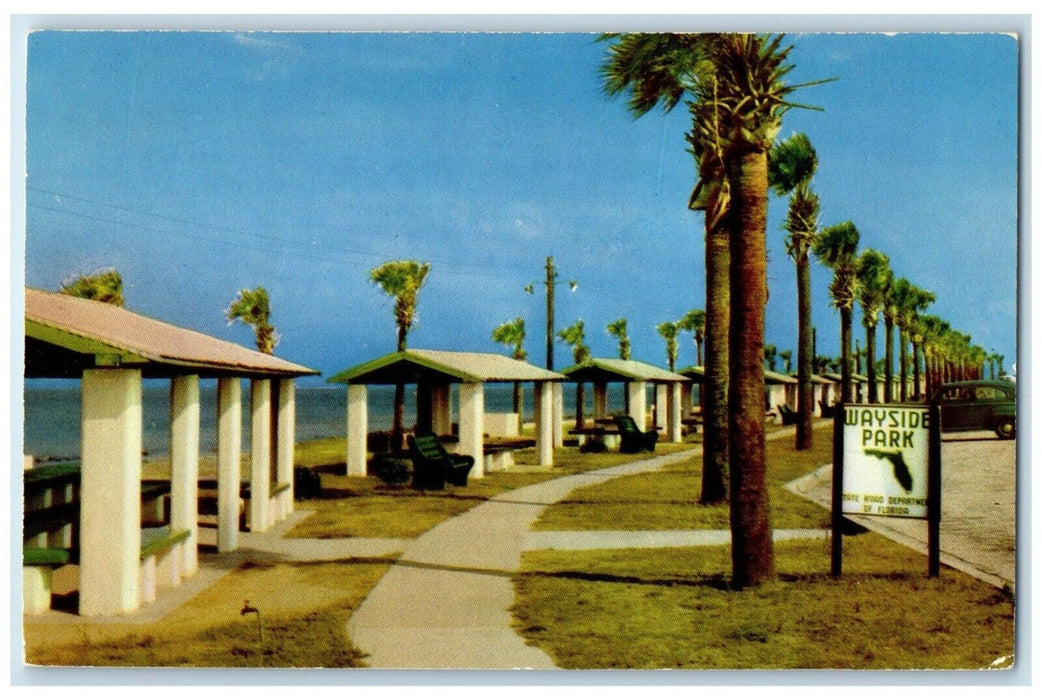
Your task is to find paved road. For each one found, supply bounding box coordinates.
[788,430,1017,591]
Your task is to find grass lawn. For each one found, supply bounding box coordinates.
[513,422,1016,669]
[285,433,701,539]
[533,421,832,531]
[24,557,392,667]
[512,537,1014,669]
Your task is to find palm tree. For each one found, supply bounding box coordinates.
[769,132,819,450]
[763,344,777,371]
[492,317,527,433]
[600,33,729,507]
[657,321,680,371]
[558,320,591,429]
[370,260,431,452]
[894,282,934,401]
[604,32,822,586]
[606,318,632,360]
[60,268,124,306]
[909,286,935,400]
[881,273,903,403]
[227,287,279,354]
[918,314,948,400]
[855,249,891,403]
[779,349,792,374]
[712,33,821,588]
[814,221,860,402]
[678,309,706,365]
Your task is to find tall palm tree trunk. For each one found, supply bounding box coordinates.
[699,186,730,506]
[513,382,523,434]
[840,308,853,402]
[393,327,407,452]
[727,149,774,588]
[795,253,813,449]
[575,383,586,430]
[899,330,909,402]
[884,320,895,403]
[865,324,878,403]
[912,342,922,401]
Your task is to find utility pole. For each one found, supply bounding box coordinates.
[546,256,555,370]
[526,256,575,371]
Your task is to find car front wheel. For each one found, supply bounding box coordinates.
[995,419,1016,440]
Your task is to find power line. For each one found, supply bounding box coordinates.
[25,200,542,286]
[25,185,559,281]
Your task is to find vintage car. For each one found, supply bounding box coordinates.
[935,380,1016,439]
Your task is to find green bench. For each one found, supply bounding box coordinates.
[139,526,192,560]
[613,415,659,453]
[407,433,475,490]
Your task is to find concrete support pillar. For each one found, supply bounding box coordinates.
[250,379,272,532]
[458,382,485,478]
[669,382,683,443]
[346,384,368,477]
[681,384,692,416]
[626,380,647,431]
[552,382,564,448]
[216,377,241,553]
[415,383,433,433]
[276,379,296,518]
[593,382,608,419]
[79,368,142,616]
[431,384,452,435]
[170,374,200,577]
[655,384,668,433]
[535,382,554,467]
[812,384,823,417]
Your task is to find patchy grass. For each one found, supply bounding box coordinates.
[286,435,701,539]
[513,536,1015,669]
[24,558,392,667]
[533,422,831,531]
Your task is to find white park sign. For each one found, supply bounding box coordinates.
[841,405,931,519]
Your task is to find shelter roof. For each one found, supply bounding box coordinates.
[25,287,318,379]
[680,366,796,384]
[561,358,689,383]
[764,369,797,385]
[822,372,869,383]
[328,349,565,385]
[793,373,837,384]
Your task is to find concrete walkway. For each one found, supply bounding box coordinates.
[347,427,808,670]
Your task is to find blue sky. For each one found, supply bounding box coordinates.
[21,30,1019,383]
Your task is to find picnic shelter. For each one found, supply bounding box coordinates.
[328,349,565,477]
[24,287,317,616]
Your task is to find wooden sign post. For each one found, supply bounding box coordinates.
[831,403,941,579]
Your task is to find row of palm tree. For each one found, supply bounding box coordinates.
[356,33,999,591]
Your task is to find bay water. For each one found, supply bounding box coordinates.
[22,380,629,460]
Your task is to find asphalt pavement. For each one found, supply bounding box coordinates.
[786,429,1017,591]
